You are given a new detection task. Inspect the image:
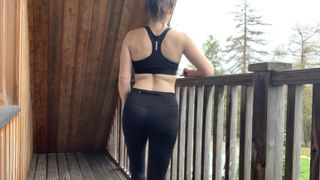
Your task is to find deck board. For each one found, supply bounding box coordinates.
[27,151,128,180]
[34,154,47,180]
[47,153,59,180]
[66,153,84,180]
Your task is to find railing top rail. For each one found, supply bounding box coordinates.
[271,68,320,85]
[175,73,254,86]
[128,63,320,87]
[175,63,320,87]
[0,105,20,129]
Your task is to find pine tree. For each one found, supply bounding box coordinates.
[224,0,271,73]
[187,35,224,74]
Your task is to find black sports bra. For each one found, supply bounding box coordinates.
[132,26,179,75]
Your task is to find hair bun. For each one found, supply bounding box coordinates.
[146,0,176,21]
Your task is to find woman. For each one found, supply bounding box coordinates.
[118,0,214,179]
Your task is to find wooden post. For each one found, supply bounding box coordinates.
[248,62,292,180]
[310,84,320,180]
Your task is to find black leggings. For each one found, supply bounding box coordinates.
[122,87,179,180]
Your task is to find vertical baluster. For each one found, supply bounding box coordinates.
[186,86,195,180]
[285,85,303,180]
[178,86,187,180]
[121,118,125,168]
[212,85,225,179]
[202,85,214,180]
[225,86,238,180]
[194,85,204,180]
[239,86,253,180]
[265,84,286,180]
[170,86,180,180]
[310,84,320,180]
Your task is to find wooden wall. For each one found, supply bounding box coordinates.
[28,0,147,153]
[0,0,34,179]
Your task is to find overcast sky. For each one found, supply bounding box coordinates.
[171,0,320,73]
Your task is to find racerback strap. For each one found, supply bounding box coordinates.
[145,26,171,52]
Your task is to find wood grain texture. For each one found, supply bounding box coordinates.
[202,85,214,180]
[185,86,195,180]
[212,86,224,179]
[194,86,204,180]
[178,86,187,180]
[310,84,320,180]
[285,85,303,180]
[0,0,34,179]
[225,86,238,180]
[28,151,128,180]
[28,0,148,152]
[251,72,270,179]
[239,86,253,180]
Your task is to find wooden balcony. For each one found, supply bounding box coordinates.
[108,63,320,180]
[1,0,320,180]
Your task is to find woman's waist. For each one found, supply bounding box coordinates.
[125,87,178,107]
[133,79,176,93]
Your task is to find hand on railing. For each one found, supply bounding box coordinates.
[181,68,198,77]
[181,68,214,77]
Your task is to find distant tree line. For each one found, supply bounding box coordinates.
[186,0,320,148]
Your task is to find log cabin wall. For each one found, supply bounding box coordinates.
[28,0,147,153]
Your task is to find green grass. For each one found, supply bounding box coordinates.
[300,156,310,180]
[300,147,310,180]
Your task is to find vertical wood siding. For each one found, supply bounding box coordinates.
[0,0,34,179]
[28,0,147,152]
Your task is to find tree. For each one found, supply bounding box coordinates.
[223,0,271,73]
[302,85,312,147]
[272,45,288,61]
[203,35,224,75]
[187,35,224,74]
[289,23,320,69]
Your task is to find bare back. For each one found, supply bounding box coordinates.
[126,27,185,93]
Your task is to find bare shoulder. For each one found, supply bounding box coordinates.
[125,27,146,40]
[167,28,190,46]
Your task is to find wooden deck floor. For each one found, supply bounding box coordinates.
[27,151,128,180]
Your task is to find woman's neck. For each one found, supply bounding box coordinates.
[148,20,169,34]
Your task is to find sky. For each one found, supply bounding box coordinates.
[170,0,320,74]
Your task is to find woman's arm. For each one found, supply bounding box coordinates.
[182,32,214,77]
[118,33,132,111]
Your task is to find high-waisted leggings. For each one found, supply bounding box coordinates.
[122,87,179,180]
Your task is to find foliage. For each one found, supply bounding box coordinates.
[202,35,225,75]
[272,45,289,61]
[289,23,320,69]
[187,35,225,75]
[302,85,312,147]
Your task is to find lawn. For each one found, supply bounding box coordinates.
[300,156,310,180]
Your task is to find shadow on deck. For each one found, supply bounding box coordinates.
[27,151,128,180]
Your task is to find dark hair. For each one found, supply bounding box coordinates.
[145,0,177,21]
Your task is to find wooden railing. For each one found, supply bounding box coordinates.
[107,62,320,180]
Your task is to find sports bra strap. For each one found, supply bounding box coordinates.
[145,26,171,52]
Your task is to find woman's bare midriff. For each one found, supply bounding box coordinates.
[132,73,177,93]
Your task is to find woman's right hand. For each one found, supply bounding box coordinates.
[181,68,189,77]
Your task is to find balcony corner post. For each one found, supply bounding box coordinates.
[248,62,292,180]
